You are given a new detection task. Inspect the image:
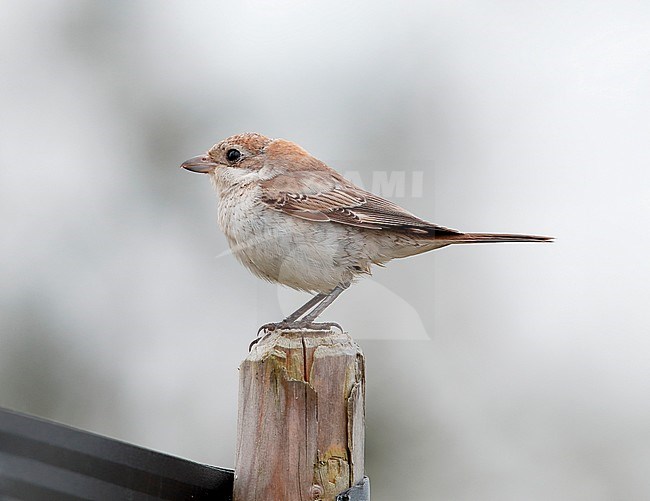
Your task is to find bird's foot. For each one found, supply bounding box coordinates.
[256,321,286,337]
[250,321,344,351]
[257,320,343,335]
[298,321,344,333]
[249,322,287,351]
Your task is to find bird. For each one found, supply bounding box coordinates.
[181,132,552,332]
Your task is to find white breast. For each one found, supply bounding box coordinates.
[209,167,432,293]
[215,182,359,293]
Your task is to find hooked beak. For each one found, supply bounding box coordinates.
[180,155,219,174]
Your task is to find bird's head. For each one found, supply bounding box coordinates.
[181,132,331,192]
[180,132,270,172]
[180,132,277,192]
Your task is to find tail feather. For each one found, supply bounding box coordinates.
[445,232,554,244]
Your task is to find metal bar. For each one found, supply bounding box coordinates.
[337,476,370,501]
[0,407,233,500]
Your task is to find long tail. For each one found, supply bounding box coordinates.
[445,232,554,244]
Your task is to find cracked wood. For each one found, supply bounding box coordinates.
[234,328,365,501]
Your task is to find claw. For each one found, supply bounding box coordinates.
[250,322,285,351]
[302,321,343,333]
[257,322,279,337]
[249,332,272,351]
[250,321,345,351]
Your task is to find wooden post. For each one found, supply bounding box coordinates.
[234,328,365,501]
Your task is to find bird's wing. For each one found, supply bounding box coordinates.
[260,171,461,236]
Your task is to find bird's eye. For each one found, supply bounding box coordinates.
[226,149,241,162]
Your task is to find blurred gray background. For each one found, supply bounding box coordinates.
[1,1,649,499]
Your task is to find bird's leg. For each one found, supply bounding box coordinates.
[255,293,327,339]
[283,293,327,323]
[254,286,349,347]
[299,284,348,323]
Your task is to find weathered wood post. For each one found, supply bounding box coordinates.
[234,327,365,501]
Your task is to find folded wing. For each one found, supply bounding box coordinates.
[260,171,461,237]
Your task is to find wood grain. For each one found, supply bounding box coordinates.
[234,328,365,501]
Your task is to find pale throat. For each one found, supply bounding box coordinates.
[210,167,261,196]
[210,164,277,196]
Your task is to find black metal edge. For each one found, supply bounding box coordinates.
[0,407,233,500]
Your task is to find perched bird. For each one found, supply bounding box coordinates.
[181,133,552,330]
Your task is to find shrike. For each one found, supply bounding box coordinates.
[181,133,552,330]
